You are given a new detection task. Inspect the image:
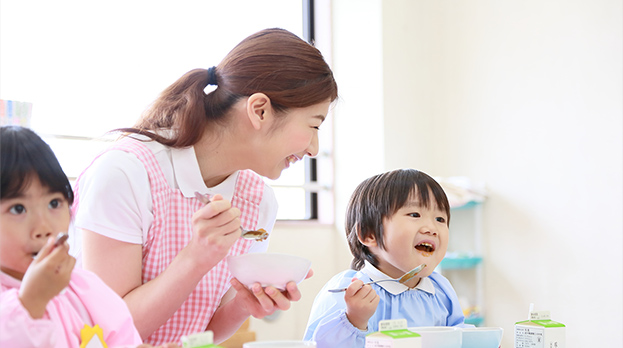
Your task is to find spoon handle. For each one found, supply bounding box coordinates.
[194,191,268,241]
[327,279,398,293]
[327,263,426,293]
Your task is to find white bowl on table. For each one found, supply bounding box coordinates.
[243,341,316,348]
[460,327,504,348]
[227,253,312,291]
[408,326,462,348]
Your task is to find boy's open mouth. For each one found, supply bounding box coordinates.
[415,242,435,253]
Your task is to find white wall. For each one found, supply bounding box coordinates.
[252,1,622,347]
[385,2,622,347]
[347,0,621,347]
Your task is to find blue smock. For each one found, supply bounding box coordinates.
[303,261,468,348]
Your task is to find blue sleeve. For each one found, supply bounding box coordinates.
[303,270,371,348]
[428,272,469,327]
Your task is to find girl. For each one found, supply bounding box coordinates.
[71,28,338,345]
[0,126,178,348]
[303,169,468,348]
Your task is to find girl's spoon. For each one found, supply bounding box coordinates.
[32,233,69,259]
[328,263,426,293]
[194,191,269,241]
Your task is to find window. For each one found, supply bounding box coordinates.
[1,0,331,221]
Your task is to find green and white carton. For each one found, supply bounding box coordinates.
[515,310,565,348]
[366,319,422,348]
[181,331,225,348]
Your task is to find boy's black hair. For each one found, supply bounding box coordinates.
[345,168,450,270]
[0,126,73,203]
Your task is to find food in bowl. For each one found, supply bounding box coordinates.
[227,253,312,290]
[408,326,462,348]
[461,327,504,348]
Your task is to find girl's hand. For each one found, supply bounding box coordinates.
[229,268,313,318]
[344,278,380,330]
[19,235,75,319]
[187,194,242,272]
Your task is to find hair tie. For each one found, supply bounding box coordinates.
[206,66,218,86]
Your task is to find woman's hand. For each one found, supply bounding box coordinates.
[19,236,75,319]
[229,268,313,318]
[187,194,242,272]
[344,278,379,330]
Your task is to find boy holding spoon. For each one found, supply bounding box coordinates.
[303,169,469,348]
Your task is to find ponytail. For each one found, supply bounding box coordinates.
[119,28,338,147]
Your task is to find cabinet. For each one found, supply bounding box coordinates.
[436,178,486,326]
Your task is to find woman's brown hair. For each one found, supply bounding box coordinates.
[119,28,338,147]
[345,169,451,270]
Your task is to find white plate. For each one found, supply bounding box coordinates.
[227,253,311,290]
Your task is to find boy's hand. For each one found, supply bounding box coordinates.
[19,235,75,318]
[344,278,380,330]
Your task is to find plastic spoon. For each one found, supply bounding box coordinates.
[194,191,269,241]
[327,263,426,293]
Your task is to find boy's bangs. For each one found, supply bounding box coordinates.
[390,170,451,224]
[413,180,450,212]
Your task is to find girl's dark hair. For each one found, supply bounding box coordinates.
[119,28,338,147]
[0,126,73,204]
[345,169,450,270]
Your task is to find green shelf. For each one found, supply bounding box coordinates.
[464,315,485,326]
[439,255,483,269]
[450,200,481,210]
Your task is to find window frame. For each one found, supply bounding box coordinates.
[1,0,334,223]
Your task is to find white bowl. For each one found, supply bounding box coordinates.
[461,327,503,348]
[408,326,462,348]
[243,341,316,348]
[227,253,311,290]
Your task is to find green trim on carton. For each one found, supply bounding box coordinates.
[367,329,421,338]
[515,320,566,328]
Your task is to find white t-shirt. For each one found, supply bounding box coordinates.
[70,138,277,260]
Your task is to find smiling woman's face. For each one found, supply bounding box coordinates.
[254,99,331,180]
[367,192,449,282]
[0,177,70,280]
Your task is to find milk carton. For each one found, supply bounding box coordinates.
[182,331,224,348]
[515,310,565,348]
[366,319,422,348]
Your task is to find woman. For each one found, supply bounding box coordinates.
[72,28,338,345]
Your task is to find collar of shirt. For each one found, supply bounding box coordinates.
[0,271,21,288]
[172,145,238,201]
[360,260,435,296]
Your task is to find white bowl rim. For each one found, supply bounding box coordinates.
[461,326,504,332]
[227,252,312,290]
[408,326,461,332]
[228,252,309,259]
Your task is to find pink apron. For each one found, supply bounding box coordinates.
[73,137,264,345]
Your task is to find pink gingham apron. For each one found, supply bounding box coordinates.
[73,137,264,345]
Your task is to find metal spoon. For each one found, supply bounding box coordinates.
[327,263,426,293]
[194,191,269,241]
[32,233,69,259]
